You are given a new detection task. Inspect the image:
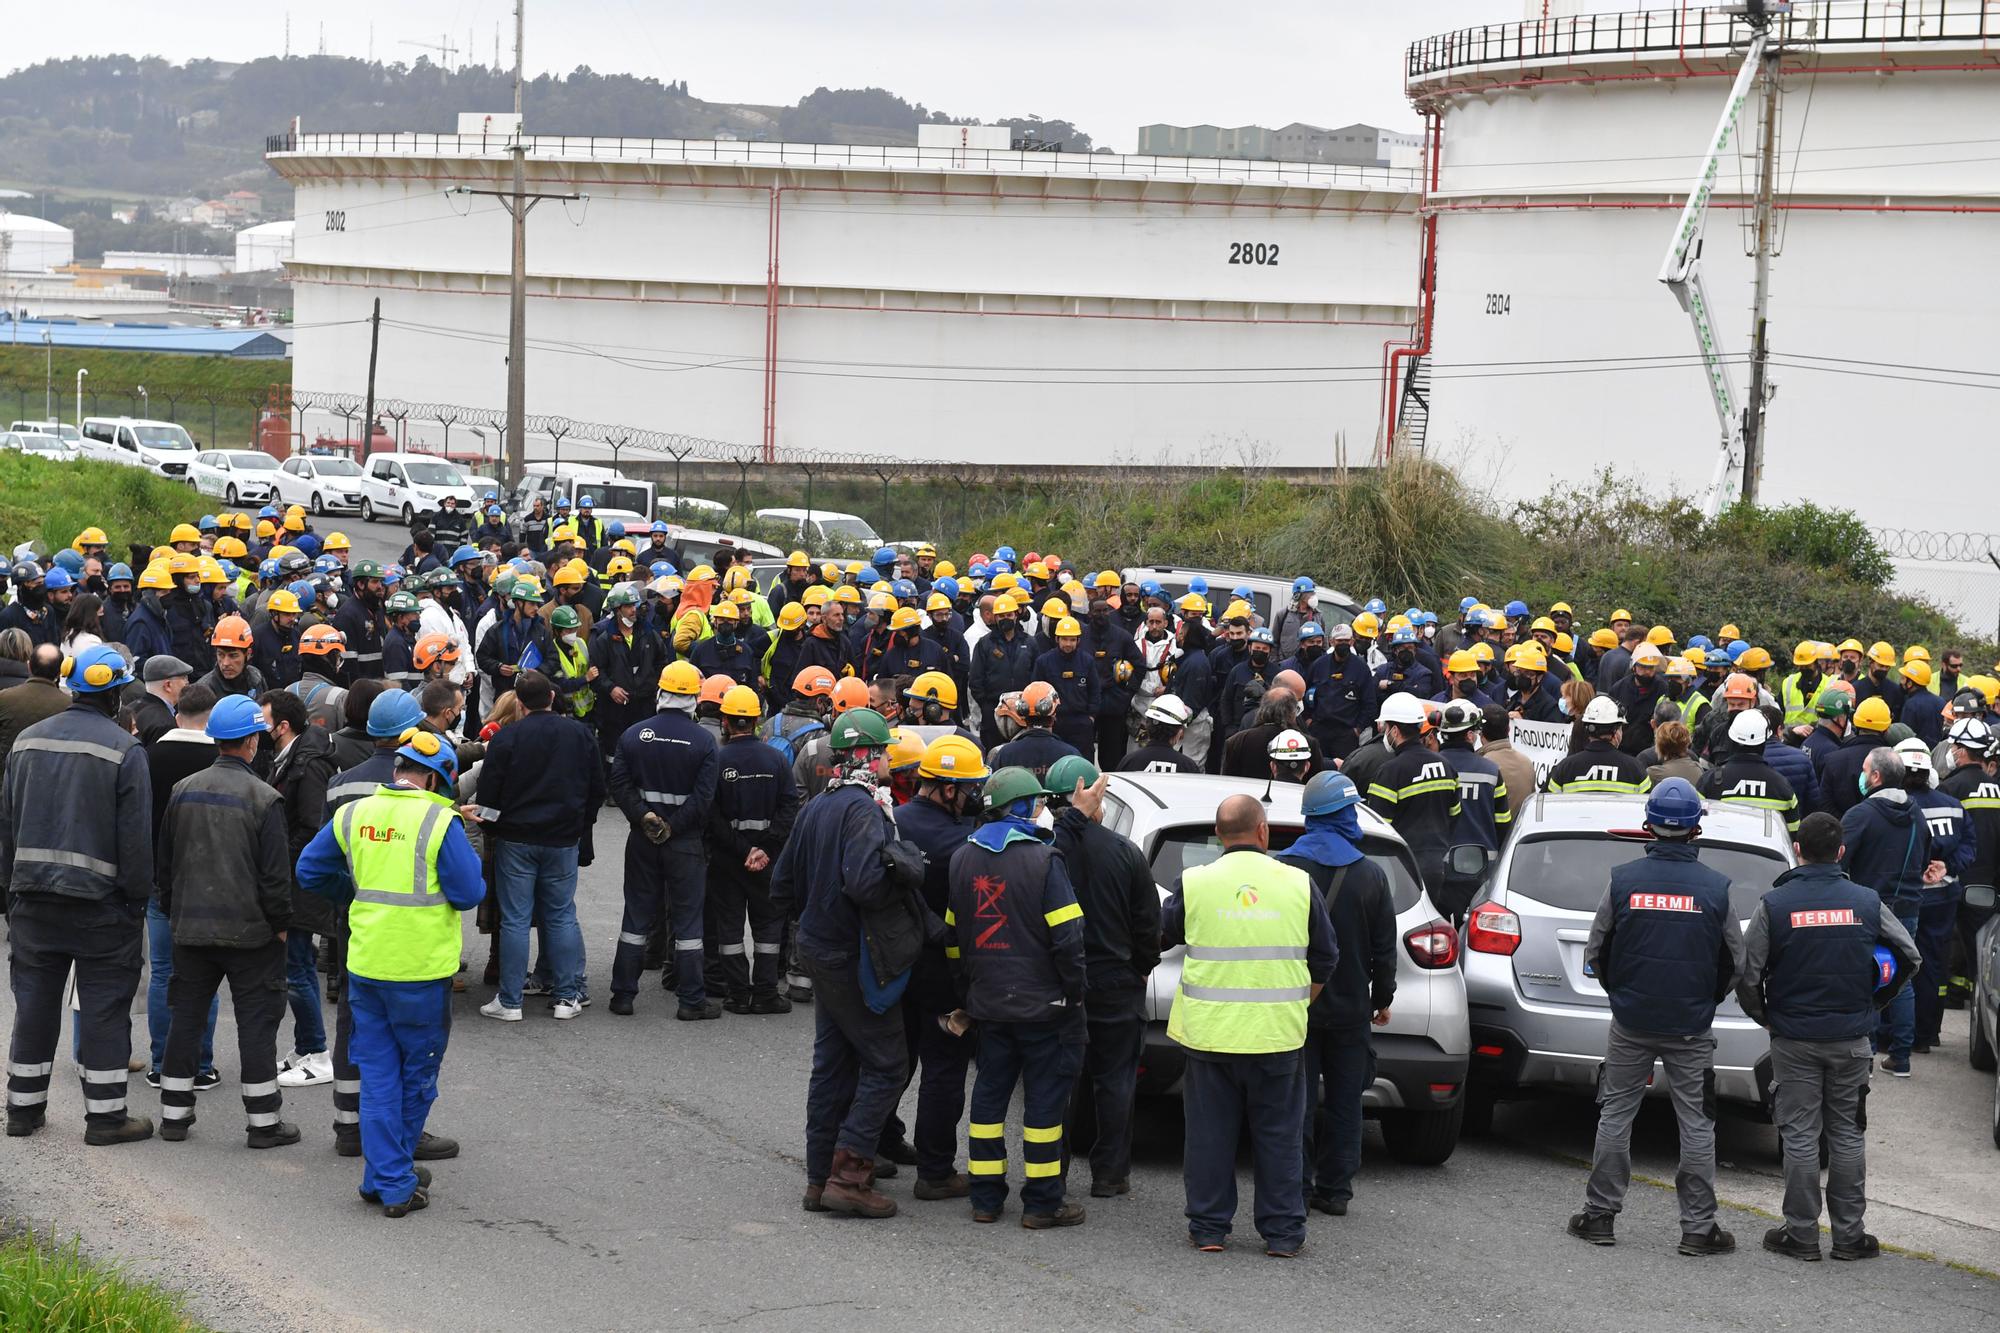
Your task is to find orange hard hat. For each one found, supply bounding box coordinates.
[209,615,253,650]
[791,666,837,698]
[413,633,461,671]
[1722,672,1758,703]
[699,674,735,706]
[830,677,871,714]
[1020,680,1059,718]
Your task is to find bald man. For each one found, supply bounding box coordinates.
[1162,794,1338,1257]
[1220,687,1324,781]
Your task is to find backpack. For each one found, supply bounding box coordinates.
[766,713,825,765]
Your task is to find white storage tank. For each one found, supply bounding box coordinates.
[0,213,75,274]
[235,219,296,274]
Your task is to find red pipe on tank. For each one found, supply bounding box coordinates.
[1385,111,1444,453]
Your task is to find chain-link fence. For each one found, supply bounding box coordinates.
[1878,529,2000,644]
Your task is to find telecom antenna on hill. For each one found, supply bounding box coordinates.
[1658,0,1788,515]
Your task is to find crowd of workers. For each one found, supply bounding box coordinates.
[0,499,1979,1259]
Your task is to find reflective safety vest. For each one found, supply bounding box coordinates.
[1682,690,1711,728]
[1166,849,1313,1055]
[554,637,593,718]
[1779,672,1822,729]
[332,784,465,983]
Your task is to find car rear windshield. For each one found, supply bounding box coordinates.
[314,458,361,476]
[1149,825,1424,913]
[230,452,279,469]
[134,425,194,449]
[594,483,651,515]
[1507,834,1787,918]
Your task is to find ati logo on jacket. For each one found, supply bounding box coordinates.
[1790,908,1858,927]
[355,824,407,845]
[1723,778,1768,798]
[973,875,1010,949]
[1629,892,1697,912]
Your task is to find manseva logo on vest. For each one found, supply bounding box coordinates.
[354,823,408,845]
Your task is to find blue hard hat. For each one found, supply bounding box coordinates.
[314,554,340,574]
[1417,610,1439,626]
[218,560,239,579]
[1298,622,1326,640]
[1459,595,1480,612]
[555,496,572,509]
[42,566,74,590]
[450,545,480,567]
[1687,634,1713,652]
[891,579,916,600]
[258,505,279,519]
[993,545,1018,564]
[10,561,41,585]
[1302,770,1360,817]
[968,562,991,580]
[205,694,270,742]
[607,520,626,538]
[578,494,596,508]
[933,576,960,600]
[65,645,131,694]
[1726,639,1750,661]
[367,689,426,739]
[649,560,676,578]
[1504,599,1530,619]
[1390,625,1417,645]
[1643,777,1703,831]
[483,490,498,502]
[382,567,404,586]
[198,514,219,531]
[1872,945,1897,993]
[1140,580,1164,599]
[872,547,897,567]
[1705,648,1734,669]
[53,549,84,575]
[287,579,315,604]
[259,558,281,580]
[649,519,670,534]
[1232,584,1253,601]
[396,729,459,786]
[1189,577,1210,596]
[509,556,534,572]
[1291,576,1317,596]
[107,562,133,583]
[1364,597,1387,616]
[486,504,503,518]
[1249,627,1275,645]
[989,560,1013,576]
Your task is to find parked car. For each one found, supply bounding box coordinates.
[2,429,76,461]
[9,419,81,446]
[187,448,282,505]
[356,453,478,524]
[755,507,884,551]
[1102,771,1471,1165]
[513,463,654,529]
[273,453,369,515]
[1458,793,1795,1129]
[658,494,730,521]
[1120,565,1361,627]
[666,525,783,570]
[78,416,199,479]
[1965,884,1999,1148]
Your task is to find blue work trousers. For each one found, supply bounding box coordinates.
[968,1016,1085,1216]
[347,974,452,1207]
[1876,910,1921,1061]
[1183,1050,1307,1252]
[495,839,585,1008]
[285,931,327,1056]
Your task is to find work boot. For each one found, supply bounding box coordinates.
[609,995,635,1016]
[1761,1227,1822,1261]
[6,1112,45,1138]
[749,993,793,1015]
[676,998,724,1022]
[414,1131,460,1161]
[819,1148,897,1218]
[801,1181,828,1213]
[913,1173,971,1201]
[382,1187,430,1219]
[786,978,814,1004]
[1307,1191,1346,1216]
[247,1121,303,1150]
[1832,1234,1881,1262]
[879,1136,918,1166]
[84,1115,155,1147]
[161,1115,195,1142]
[361,1166,433,1204]
[722,992,754,1016]
[1022,1203,1087,1230]
[335,1128,362,1157]
[1567,1211,1616,1246]
[1677,1224,1735,1257]
[1091,1178,1131,1199]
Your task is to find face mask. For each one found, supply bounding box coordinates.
[1298,644,1322,664]
[1395,648,1415,667]
[715,629,738,647]
[1858,772,1869,798]
[1557,695,1571,717]
[1249,650,1271,668]
[179,578,200,595]
[1333,644,1351,661]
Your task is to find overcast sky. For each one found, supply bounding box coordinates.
[5,1,1624,150]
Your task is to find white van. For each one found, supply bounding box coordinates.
[755,507,883,550]
[79,416,199,478]
[514,463,656,530]
[356,453,479,524]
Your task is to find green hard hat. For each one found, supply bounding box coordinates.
[984,765,1051,812]
[352,559,385,579]
[491,570,518,596]
[550,605,581,631]
[604,587,639,611]
[1044,754,1100,799]
[1814,689,1853,718]
[385,591,420,615]
[829,706,893,750]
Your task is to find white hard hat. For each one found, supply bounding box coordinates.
[1581,696,1624,727]
[1438,698,1482,734]
[1727,709,1771,748]
[1630,642,1665,665]
[1267,728,1312,763]
[1144,694,1192,727]
[1378,693,1429,727]
[1893,736,1933,780]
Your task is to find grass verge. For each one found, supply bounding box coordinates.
[0,451,206,565]
[0,1227,205,1331]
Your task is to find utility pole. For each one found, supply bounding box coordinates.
[507,0,526,489]
[361,297,381,465]
[43,329,52,420]
[1739,1,1784,506]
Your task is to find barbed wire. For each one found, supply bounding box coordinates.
[1871,528,2000,563]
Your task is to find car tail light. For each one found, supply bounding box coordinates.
[1404,919,1458,969]
[1466,902,1522,956]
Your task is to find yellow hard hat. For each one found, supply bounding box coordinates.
[212,536,248,560]
[1853,696,1892,732]
[1588,628,1618,650]
[934,560,957,579]
[992,573,1020,593]
[1903,644,1930,663]
[776,602,807,631]
[658,661,703,695]
[1025,561,1050,579]
[1387,614,1413,633]
[1971,675,2000,707]
[266,589,304,615]
[1092,570,1121,589]
[74,526,108,550]
[868,590,896,613]
[1470,641,1494,664]
[1530,615,1557,634]
[720,684,763,719]
[1222,600,1254,624]
[1446,649,1479,674]
[1866,641,1897,668]
[1555,632,1575,654]
[169,522,202,545]
[1902,660,1933,689]
[197,556,228,584]
[832,585,862,606]
[1609,608,1633,623]
[1737,646,1773,671]
[709,599,740,622]
[1665,657,1696,679]
[787,550,811,568]
[889,606,922,631]
[919,733,989,782]
[801,585,831,608]
[606,555,634,577]
[1055,616,1082,638]
[687,564,717,584]
[167,552,201,575]
[926,592,952,612]
[552,561,586,587]
[992,594,1020,615]
[1041,596,1070,621]
[1718,624,1742,642]
[1177,592,1209,616]
[1353,611,1380,637]
[1549,601,1573,615]
[323,531,351,551]
[1793,641,1818,667]
[616,538,640,558]
[1514,645,1549,673]
[255,520,277,540]
[906,671,959,710]
[1836,638,1864,654]
[551,525,579,543]
[138,562,173,591]
[283,514,305,533]
[1646,625,1675,647]
[887,728,927,773]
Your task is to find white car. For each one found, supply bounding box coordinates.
[356,453,478,525]
[755,507,883,550]
[658,494,731,521]
[2,429,76,461]
[187,448,283,505]
[273,454,369,515]
[9,420,81,446]
[78,416,199,479]
[1102,770,1472,1165]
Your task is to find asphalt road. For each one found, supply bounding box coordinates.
[3,806,1997,1333]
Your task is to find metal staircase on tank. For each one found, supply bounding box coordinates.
[1397,354,1432,454]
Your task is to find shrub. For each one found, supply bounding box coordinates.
[0,451,204,566]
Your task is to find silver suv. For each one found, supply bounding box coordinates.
[1101,772,1472,1165]
[1458,793,1796,1129]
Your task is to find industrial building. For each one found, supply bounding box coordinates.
[235,220,296,274]
[0,318,288,357]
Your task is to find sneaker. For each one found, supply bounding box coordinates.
[143,1069,161,1090]
[480,999,523,1023]
[1762,1226,1822,1261]
[277,1050,334,1088]
[1568,1211,1616,1246]
[521,978,553,998]
[1832,1234,1881,1261]
[192,1070,223,1093]
[551,999,584,1021]
[1880,1056,1911,1078]
[1677,1224,1735,1257]
[382,1187,430,1219]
